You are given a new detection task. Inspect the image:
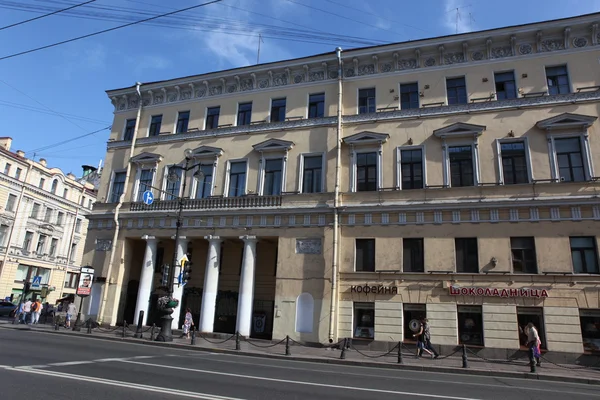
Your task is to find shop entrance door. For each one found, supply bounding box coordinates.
[517,307,546,349]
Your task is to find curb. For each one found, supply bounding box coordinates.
[1,323,599,385]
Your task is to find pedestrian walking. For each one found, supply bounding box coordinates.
[413,319,433,358]
[12,302,24,325]
[418,318,440,359]
[31,299,42,324]
[525,322,542,366]
[22,299,32,325]
[65,301,77,328]
[182,308,194,339]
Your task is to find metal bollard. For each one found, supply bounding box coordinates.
[122,321,126,338]
[134,310,144,339]
[150,324,156,341]
[54,316,59,331]
[529,347,536,373]
[340,338,347,360]
[285,335,291,356]
[235,332,241,350]
[462,344,468,368]
[191,327,196,345]
[86,319,92,334]
[397,341,403,364]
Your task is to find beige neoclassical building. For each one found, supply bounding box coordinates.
[84,12,600,355]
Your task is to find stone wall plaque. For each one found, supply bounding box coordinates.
[295,238,322,254]
[95,239,112,251]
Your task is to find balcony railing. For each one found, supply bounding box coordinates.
[130,195,283,212]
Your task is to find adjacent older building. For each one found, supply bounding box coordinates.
[85,12,600,355]
[0,137,97,305]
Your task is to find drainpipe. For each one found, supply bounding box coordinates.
[328,47,343,342]
[97,82,143,324]
[0,163,32,298]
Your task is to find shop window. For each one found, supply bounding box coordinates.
[458,306,484,346]
[517,307,546,349]
[580,309,600,353]
[353,302,374,340]
[403,304,426,341]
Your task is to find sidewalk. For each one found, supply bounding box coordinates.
[1,318,598,385]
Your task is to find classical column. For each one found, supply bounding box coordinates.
[171,236,189,330]
[134,235,157,326]
[236,235,257,337]
[199,235,222,332]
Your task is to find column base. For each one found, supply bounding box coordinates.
[72,312,82,332]
[155,315,174,342]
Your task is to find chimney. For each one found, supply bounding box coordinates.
[16,150,25,157]
[0,137,12,151]
[82,165,97,178]
[39,158,47,167]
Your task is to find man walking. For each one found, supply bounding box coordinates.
[32,299,42,324]
[22,299,32,325]
[418,318,440,359]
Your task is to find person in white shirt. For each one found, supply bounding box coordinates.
[22,300,32,324]
[66,302,78,328]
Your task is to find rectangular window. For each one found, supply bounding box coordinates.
[358,88,376,114]
[206,107,220,129]
[39,177,45,189]
[500,141,528,184]
[355,239,375,272]
[88,199,93,209]
[3,163,10,175]
[353,302,374,340]
[137,169,154,201]
[458,306,484,346]
[64,272,79,289]
[44,208,52,223]
[264,159,283,196]
[15,167,22,180]
[302,155,322,194]
[308,93,325,118]
[237,103,252,126]
[176,111,190,133]
[555,137,585,182]
[494,71,517,100]
[5,194,17,212]
[356,152,377,192]
[228,161,247,197]
[570,237,599,274]
[51,180,58,194]
[517,307,546,349]
[0,224,8,247]
[164,167,182,201]
[400,82,419,109]
[195,164,213,199]
[110,172,126,203]
[510,237,537,273]
[75,219,82,233]
[49,238,58,256]
[70,243,77,262]
[56,212,64,226]
[123,119,136,141]
[447,77,467,105]
[63,188,69,199]
[270,98,286,122]
[149,115,163,136]
[449,146,474,187]
[455,238,479,273]
[36,234,47,254]
[546,65,570,95]
[403,304,426,341]
[403,238,424,272]
[400,148,423,189]
[23,231,33,252]
[580,309,600,353]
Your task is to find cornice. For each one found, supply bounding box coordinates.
[107,90,600,151]
[108,16,600,114]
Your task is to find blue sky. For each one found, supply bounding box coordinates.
[0,0,599,175]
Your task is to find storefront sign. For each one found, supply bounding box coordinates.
[449,286,549,298]
[350,285,398,294]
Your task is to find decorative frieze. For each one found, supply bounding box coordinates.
[452,210,461,223]
[303,215,311,226]
[550,207,561,220]
[381,213,389,224]
[364,213,372,225]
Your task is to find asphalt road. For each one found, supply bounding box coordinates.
[0,328,598,400]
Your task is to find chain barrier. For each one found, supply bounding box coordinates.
[197,333,236,345]
[244,337,287,348]
[539,354,600,370]
[349,342,399,359]
[399,343,421,357]
[95,325,121,333]
[465,348,522,365]
[431,347,462,360]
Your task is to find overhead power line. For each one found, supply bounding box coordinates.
[0,0,95,31]
[25,125,111,154]
[0,99,110,124]
[0,0,223,61]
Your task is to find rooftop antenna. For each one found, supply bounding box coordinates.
[257,33,264,65]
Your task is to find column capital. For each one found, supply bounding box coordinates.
[239,235,257,242]
[141,235,156,241]
[170,235,187,241]
[204,235,222,242]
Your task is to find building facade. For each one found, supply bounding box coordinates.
[85,13,600,355]
[0,137,97,305]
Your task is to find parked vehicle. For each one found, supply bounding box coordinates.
[0,301,16,317]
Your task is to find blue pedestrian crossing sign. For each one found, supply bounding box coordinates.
[31,275,42,289]
[142,190,154,205]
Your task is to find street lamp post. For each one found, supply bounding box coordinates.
[155,149,204,342]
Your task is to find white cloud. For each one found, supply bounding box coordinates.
[443,0,472,34]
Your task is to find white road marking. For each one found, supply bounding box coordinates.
[120,360,484,400]
[181,353,600,397]
[49,361,95,366]
[7,366,245,400]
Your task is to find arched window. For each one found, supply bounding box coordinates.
[50,180,58,194]
[295,292,314,333]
